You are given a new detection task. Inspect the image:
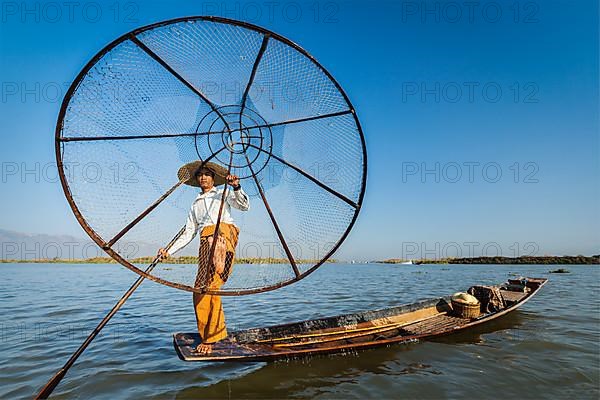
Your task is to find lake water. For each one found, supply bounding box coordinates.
[1,263,598,399]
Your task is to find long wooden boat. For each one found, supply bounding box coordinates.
[173,277,547,362]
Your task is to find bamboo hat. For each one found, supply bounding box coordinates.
[451,292,480,305]
[177,160,228,187]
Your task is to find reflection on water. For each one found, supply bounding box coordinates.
[0,263,598,399]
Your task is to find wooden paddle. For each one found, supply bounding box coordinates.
[34,227,185,399]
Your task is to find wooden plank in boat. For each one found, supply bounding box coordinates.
[500,289,529,303]
[400,314,470,335]
[173,333,294,361]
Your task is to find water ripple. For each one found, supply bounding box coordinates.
[0,263,598,399]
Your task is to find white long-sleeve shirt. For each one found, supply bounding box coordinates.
[168,186,250,255]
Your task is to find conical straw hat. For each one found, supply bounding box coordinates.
[177,160,228,187]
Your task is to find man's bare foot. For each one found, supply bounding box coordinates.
[195,343,213,355]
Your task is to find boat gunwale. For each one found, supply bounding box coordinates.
[233,296,452,343]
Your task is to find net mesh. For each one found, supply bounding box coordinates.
[57,17,366,294]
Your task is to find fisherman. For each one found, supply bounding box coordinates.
[158,160,249,354]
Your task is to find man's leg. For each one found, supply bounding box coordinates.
[193,229,214,353]
[193,275,227,354]
[194,224,239,354]
[193,291,210,340]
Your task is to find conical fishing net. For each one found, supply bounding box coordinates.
[56,17,366,295]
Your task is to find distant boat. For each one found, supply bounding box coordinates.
[400,260,414,265]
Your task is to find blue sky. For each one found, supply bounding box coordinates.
[0,0,598,260]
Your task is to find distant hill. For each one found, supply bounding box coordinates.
[0,228,333,264]
[0,228,164,261]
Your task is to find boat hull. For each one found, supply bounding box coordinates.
[173,277,547,362]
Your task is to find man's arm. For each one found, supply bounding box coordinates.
[226,174,250,211]
[227,186,249,211]
[161,206,198,257]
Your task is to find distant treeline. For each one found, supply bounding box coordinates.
[128,256,336,264]
[0,256,336,265]
[379,255,599,265]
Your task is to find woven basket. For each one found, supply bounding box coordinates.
[451,300,480,319]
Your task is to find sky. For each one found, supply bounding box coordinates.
[0,0,598,261]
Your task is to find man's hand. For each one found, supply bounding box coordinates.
[157,248,169,260]
[226,174,240,188]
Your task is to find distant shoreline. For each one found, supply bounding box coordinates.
[0,256,337,265]
[377,255,599,265]
[1,255,598,265]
